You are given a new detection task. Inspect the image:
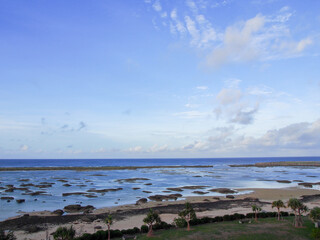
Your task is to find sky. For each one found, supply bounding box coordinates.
[0,0,320,159]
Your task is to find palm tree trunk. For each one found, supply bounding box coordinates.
[187,220,190,231]
[277,208,280,221]
[108,225,110,240]
[255,211,257,221]
[147,224,153,237]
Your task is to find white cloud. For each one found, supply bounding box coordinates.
[196,86,208,90]
[126,146,143,153]
[217,89,242,105]
[185,16,200,45]
[20,145,29,151]
[206,14,265,68]
[295,38,313,53]
[231,104,259,125]
[173,110,210,119]
[160,12,167,18]
[185,103,199,108]
[152,0,162,12]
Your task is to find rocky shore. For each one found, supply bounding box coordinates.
[0,165,213,171]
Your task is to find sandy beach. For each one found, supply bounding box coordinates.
[4,186,319,240]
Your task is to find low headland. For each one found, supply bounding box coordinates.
[229,161,320,167]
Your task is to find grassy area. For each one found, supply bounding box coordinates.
[133,217,315,240]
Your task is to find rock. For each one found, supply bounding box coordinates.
[276,180,291,183]
[1,196,14,200]
[136,198,148,205]
[63,184,72,187]
[64,204,95,213]
[19,179,30,182]
[20,183,35,187]
[57,179,68,182]
[16,199,25,203]
[298,182,313,188]
[62,192,87,197]
[115,178,150,183]
[34,184,53,188]
[166,187,183,192]
[148,193,182,202]
[143,191,152,194]
[87,188,123,193]
[192,191,209,195]
[84,194,98,198]
[94,226,102,230]
[144,183,152,185]
[226,195,235,199]
[212,197,220,200]
[181,186,208,190]
[209,188,237,194]
[28,191,47,196]
[132,187,141,190]
[52,209,64,216]
[23,225,42,233]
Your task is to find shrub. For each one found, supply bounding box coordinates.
[311,228,320,240]
[213,216,223,222]
[140,225,149,233]
[174,218,187,228]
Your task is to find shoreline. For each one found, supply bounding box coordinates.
[1,187,320,237]
[0,165,213,171]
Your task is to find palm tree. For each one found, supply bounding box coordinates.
[288,198,308,228]
[53,226,75,240]
[272,200,286,221]
[251,205,262,222]
[143,209,161,237]
[105,215,113,240]
[178,202,197,231]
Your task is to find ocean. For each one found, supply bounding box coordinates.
[0,157,319,221]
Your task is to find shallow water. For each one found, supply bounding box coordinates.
[0,157,319,221]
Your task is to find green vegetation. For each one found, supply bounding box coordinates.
[310,207,320,222]
[251,205,262,222]
[135,216,315,240]
[176,202,197,231]
[143,209,161,237]
[53,226,76,240]
[272,200,286,221]
[288,198,308,227]
[105,215,113,240]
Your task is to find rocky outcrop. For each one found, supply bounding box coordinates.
[209,188,237,194]
[63,204,95,213]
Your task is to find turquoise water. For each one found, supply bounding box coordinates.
[0,157,319,221]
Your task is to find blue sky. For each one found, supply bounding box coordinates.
[1,0,320,159]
